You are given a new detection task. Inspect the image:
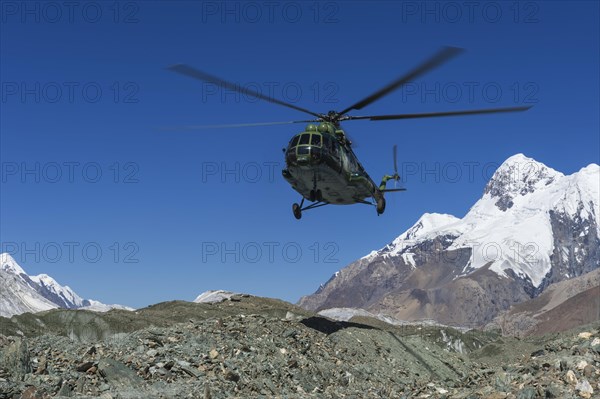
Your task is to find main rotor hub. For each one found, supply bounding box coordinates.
[319,110,345,126]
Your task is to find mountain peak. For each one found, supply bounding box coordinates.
[578,163,600,175]
[484,154,563,211]
[399,213,460,241]
[501,152,534,164]
[0,253,26,275]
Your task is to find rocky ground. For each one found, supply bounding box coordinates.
[0,295,598,398]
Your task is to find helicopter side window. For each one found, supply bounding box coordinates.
[299,134,310,145]
[310,134,322,147]
[290,135,300,148]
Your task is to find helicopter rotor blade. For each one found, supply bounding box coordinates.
[166,64,322,119]
[381,188,407,193]
[160,120,317,130]
[346,105,532,121]
[338,46,464,115]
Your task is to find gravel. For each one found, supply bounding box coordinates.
[0,295,598,398]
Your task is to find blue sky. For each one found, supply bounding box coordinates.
[1,1,598,308]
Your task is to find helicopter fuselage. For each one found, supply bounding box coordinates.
[281,122,384,206]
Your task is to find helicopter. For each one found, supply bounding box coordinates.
[167,46,531,219]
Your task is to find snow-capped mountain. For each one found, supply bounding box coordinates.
[299,154,600,327]
[0,253,131,317]
[0,254,57,317]
[29,273,90,309]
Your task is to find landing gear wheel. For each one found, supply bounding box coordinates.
[292,203,302,220]
[316,189,323,202]
[376,197,386,215]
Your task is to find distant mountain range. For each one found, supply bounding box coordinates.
[0,253,132,317]
[299,154,600,330]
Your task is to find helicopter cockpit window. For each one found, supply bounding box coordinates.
[310,134,322,147]
[297,146,309,155]
[299,134,310,145]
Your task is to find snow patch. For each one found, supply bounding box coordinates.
[386,213,461,257]
[194,290,240,303]
[79,300,134,312]
[318,307,377,321]
[401,253,416,268]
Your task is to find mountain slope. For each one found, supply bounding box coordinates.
[299,154,600,327]
[488,268,600,336]
[0,253,131,317]
[0,253,59,317]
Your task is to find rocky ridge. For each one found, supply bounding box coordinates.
[0,294,598,398]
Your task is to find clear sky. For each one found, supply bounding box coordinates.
[1,1,598,309]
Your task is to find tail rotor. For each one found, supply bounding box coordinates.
[378,144,406,193]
